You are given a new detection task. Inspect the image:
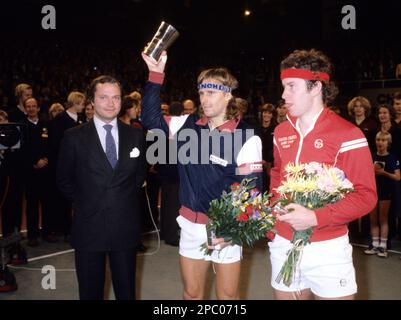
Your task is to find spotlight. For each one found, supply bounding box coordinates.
[244,10,251,16]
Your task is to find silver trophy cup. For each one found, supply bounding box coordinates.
[143,21,179,62]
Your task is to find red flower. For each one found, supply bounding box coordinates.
[236,212,249,222]
[265,230,276,240]
[231,182,240,190]
[246,204,253,216]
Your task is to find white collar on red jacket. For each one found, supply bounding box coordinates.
[287,107,326,138]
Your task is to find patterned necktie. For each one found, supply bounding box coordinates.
[103,124,117,169]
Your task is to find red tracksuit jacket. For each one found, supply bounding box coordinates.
[270,107,377,242]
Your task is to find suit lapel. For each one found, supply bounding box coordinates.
[115,120,129,171]
[86,121,113,173]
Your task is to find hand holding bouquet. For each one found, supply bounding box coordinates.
[201,178,276,255]
[274,162,354,287]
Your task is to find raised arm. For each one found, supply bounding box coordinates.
[141,52,169,134]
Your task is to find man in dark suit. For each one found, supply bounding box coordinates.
[21,97,52,247]
[7,83,32,123]
[57,75,147,300]
[48,91,85,240]
[1,83,32,237]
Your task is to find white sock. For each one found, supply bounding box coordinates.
[380,238,387,249]
[372,237,380,248]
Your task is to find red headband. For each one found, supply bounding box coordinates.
[280,68,330,81]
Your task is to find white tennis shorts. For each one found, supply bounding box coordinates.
[176,215,242,264]
[269,233,357,298]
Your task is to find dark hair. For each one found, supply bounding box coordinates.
[87,75,121,102]
[23,97,38,108]
[280,49,338,105]
[377,104,395,120]
[276,99,286,108]
[169,101,184,116]
[260,103,276,114]
[118,95,140,117]
[393,92,401,101]
[260,103,277,125]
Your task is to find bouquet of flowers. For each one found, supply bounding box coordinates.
[201,178,276,255]
[274,162,354,287]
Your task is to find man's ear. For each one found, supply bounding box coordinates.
[310,81,323,97]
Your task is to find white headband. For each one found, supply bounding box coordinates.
[198,82,232,93]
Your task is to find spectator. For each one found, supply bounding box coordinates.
[1,84,30,237]
[119,95,141,128]
[84,102,95,122]
[256,103,277,192]
[119,94,148,252]
[21,97,55,246]
[48,103,65,120]
[47,91,86,241]
[376,104,401,160]
[158,101,183,246]
[8,83,32,122]
[183,99,197,115]
[396,62,401,79]
[161,102,169,116]
[0,110,7,123]
[276,99,287,124]
[364,131,400,258]
[347,96,378,152]
[392,92,401,127]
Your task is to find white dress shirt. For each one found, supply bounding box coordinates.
[93,115,119,159]
[66,110,78,122]
[28,117,39,125]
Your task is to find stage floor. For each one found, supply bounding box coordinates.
[1,231,401,300]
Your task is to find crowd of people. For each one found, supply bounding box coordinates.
[1,43,401,122]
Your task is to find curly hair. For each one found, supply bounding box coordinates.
[197,68,239,120]
[347,96,372,117]
[280,49,338,105]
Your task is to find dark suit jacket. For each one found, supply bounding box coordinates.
[21,118,49,172]
[7,106,26,123]
[48,111,80,172]
[56,119,147,251]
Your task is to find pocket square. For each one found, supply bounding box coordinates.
[130,147,140,158]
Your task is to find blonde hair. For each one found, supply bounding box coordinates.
[15,83,32,99]
[347,96,371,117]
[0,109,8,123]
[66,91,85,109]
[129,91,142,101]
[48,103,65,118]
[197,68,239,120]
[235,98,248,115]
[376,131,392,146]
